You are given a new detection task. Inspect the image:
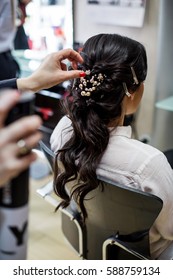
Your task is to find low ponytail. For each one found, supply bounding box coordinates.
[53,33,147,221]
[54,94,109,220]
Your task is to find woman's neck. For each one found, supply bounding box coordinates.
[108,115,125,127]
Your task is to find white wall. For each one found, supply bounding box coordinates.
[73,0,160,140]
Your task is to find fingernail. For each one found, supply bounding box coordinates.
[79,71,86,78]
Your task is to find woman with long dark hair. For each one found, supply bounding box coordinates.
[50,33,173,259]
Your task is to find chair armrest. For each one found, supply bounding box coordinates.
[36,181,60,207]
[102,237,150,260]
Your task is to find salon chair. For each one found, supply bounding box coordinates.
[83,177,162,260]
[36,141,167,260]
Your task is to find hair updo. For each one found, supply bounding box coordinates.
[54,33,147,221]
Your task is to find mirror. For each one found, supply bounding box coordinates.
[16,0,74,52]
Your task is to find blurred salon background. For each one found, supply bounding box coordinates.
[1,0,173,260]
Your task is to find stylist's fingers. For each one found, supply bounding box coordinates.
[1,151,38,183]
[0,115,42,145]
[13,130,42,174]
[0,142,38,186]
[15,131,42,157]
[62,69,85,81]
[14,152,38,175]
[56,49,85,81]
[0,91,20,128]
[58,48,83,67]
[52,61,85,83]
[52,68,85,84]
[0,130,42,186]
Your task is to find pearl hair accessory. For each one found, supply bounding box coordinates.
[79,70,106,97]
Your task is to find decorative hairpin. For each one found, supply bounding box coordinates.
[79,70,106,97]
[131,66,139,85]
[123,82,131,98]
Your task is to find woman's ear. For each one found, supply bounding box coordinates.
[129,92,135,101]
[124,83,144,115]
[130,83,144,101]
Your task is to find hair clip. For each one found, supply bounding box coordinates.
[123,83,131,97]
[79,71,105,97]
[131,66,139,85]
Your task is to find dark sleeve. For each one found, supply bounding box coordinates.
[0,78,17,90]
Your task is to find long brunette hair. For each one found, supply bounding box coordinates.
[54,33,147,221]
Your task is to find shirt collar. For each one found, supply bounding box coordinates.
[109,125,132,138]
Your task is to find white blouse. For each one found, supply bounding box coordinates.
[50,115,173,259]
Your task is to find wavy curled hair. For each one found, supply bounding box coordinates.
[54,33,147,221]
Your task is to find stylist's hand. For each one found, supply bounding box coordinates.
[0,91,42,187]
[17,48,84,93]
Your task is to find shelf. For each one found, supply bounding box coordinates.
[155,96,173,112]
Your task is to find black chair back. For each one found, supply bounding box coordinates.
[83,176,163,259]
